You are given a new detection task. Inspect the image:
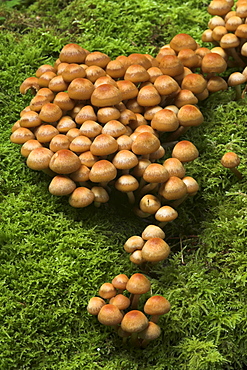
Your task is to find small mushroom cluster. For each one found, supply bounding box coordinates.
[87,272,170,347]
[10,39,205,215]
[124,224,170,265]
[202,0,247,98]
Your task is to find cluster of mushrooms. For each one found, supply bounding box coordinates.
[10,35,207,221]
[203,0,247,99]
[87,272,171,347]
[123,224,170,266]
[10,0,246,348]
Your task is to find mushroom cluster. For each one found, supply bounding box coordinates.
[9,0,246,349]
[124,224,171,265]
[203,0,247,98]
[87,272,170,347]
[10,39,205,216]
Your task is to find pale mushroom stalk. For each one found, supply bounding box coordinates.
[227,47,246,69]
[161,140,179,149]
[157,220,168,229]
[164,126,190,142]
[133,207,152,219]
[138,183,158,197]
[127,191,136,204]
[171,194,189,208]
[129,293,141,310]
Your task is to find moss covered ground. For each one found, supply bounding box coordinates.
[0,0,247,369]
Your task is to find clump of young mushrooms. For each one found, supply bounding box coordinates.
[87,272,171,347]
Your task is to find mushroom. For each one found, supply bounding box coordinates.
[89,160,117,187]
[129,250,146,265]
[139,321,161,348]
[49,149,81,174]
[220,151,243,180]
[59,43,87,64]
[109,294,130,311]
[68,187,95,208]
[48,175,77,196]
[97,304,123,329]
[98,282,117,299]
[227,72,247,100]
[123,235,145,254]
[141,237,170,263]
[139,163,169,195]
[111,274,129,294]
[154,205,178,228]
[115,174,139,204]
[75,105,97,125]
[87,297,106,315]
[91,186,109,207]
[143,295,171,323]
[126,273,151,309]
[141,224,165,240]
[172,140,199,163]
[120,310,149,346]
[139,194,161,216]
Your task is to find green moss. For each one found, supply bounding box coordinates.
[1,0,247,369]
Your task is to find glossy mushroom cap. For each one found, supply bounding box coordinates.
[26,147,54,171]
[89,160,117,183]
[109,294,131,310]
[48,175,76,196]
[141,225,165,240]
[172,140,199,162]
[49,149,81,174]
[169,33,198,52]
[144,295,171,316]
[98,304,123,326]
[163,158,186,178]
[68,187,95,208]
[220,152,240,168]
[141,238,170,262]
[87,297,106,315]
[121,310,149,333]
[126,273,151,295]
[112,274,129,291]
[155,205,178,223]
[59,43,87,63]
[124,236,145,253]
[139,321,161,344]
[159,176,187,200]
[98,283,117,299]
[91,84,123,107]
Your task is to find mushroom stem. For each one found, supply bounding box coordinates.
[133,207,151,218]
[130,294,141,309]
[157,221,168,229]
[130,332,141,347]
[230,167,243,180]
[227,47,246,69]
[149,314,161,324]
[140,338,151,348]
[233,84,242,101]
[139,183,158,197]
[126,191,136,204]
[161,140,179,149]
[171,194,189,208]
[42,168,56,177]
[164,126,190,142]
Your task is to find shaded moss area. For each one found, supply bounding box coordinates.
[0,0,247,369]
